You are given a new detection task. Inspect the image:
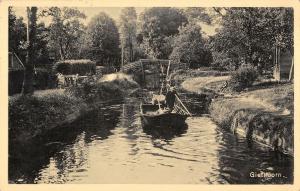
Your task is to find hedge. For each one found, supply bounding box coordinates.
[53,59,96,75]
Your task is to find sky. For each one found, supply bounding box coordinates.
[12,7,218,36]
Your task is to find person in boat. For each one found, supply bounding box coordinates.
[165,86,178,112]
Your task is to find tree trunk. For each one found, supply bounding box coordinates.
[22,7,37,95]
[129,35,133,62]
[59,39,65,60]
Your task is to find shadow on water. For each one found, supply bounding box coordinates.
[142,124,188,140]
[9,97,293,184]
[212,127,293,184]
[9,102,122,183]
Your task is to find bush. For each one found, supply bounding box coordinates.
[229,64,258,91]
[34,68,57,90]
[211,51,236,71]
[66,73,139,103]
[53,59,96,75]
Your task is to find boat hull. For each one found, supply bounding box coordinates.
[140,113,187,128]
[140,103,188,130]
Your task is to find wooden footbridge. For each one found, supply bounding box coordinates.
[121,59,187,91]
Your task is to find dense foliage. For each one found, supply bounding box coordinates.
[211,7,293,71]
[8,7,27,61]
[138,7,188,59]
[229,64,259,91]
[170,24,212,68]
[119,7,138,64]
[66,74,139,103]
[41,7,86,60]
[8,7,294,93]
[84,12,121,68]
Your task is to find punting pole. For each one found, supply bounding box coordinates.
[175,94,192,116]
[166,60,171,81]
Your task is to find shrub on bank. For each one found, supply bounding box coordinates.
[34,68,58,90]
[9,91,87,142]
[53,59,96,75]
[228,64,258,92]
[66,73,140,103]
[211,51,236,71]
[9,73,140,143]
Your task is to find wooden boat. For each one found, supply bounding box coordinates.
[140,95,191,129]
[139,59,191,129]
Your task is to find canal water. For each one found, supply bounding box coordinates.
[9,98,293,184]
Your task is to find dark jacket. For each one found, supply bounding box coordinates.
[165,90,177,108]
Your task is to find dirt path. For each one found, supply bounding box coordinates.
[181,76,230,93]
[181,76,290,115]
[232,96,279,113]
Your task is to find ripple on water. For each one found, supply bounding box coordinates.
[9,102,293,184]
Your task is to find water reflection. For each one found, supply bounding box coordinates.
[9,103,121,183]
[142,124,188,140]
[215,129,293,184]
[9,100,293,184]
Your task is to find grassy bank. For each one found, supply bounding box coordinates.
[9,73,140,143]
[170,68,229,84]
[209,83,293,155]
[209,83,293,125]
[9,90,87,143]
[177,69,294,156]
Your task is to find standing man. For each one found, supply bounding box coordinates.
[165,86,177,112]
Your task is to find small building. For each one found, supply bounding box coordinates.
[9,52,25,95]
[273,47,293,81]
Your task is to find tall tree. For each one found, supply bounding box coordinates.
[35,22,51,64]
[9,7,17,52]
[170,23,212,68]
[119,7,137,65]
[139,7,187,59]
[84,12,120,68]
[41,7,86,60]
[184,7,212,24]
[22,7,37,95]
[9,7,27,61]
[211,8,293,71]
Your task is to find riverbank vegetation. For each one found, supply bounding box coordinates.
[177,68,293,155]
[9,89,87,142]
[9,7,293,154]
[209,85,293,156]
[9,7,293,78]
[9,74,140,143]
[66,73,140,103]
[209,83,293,126]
